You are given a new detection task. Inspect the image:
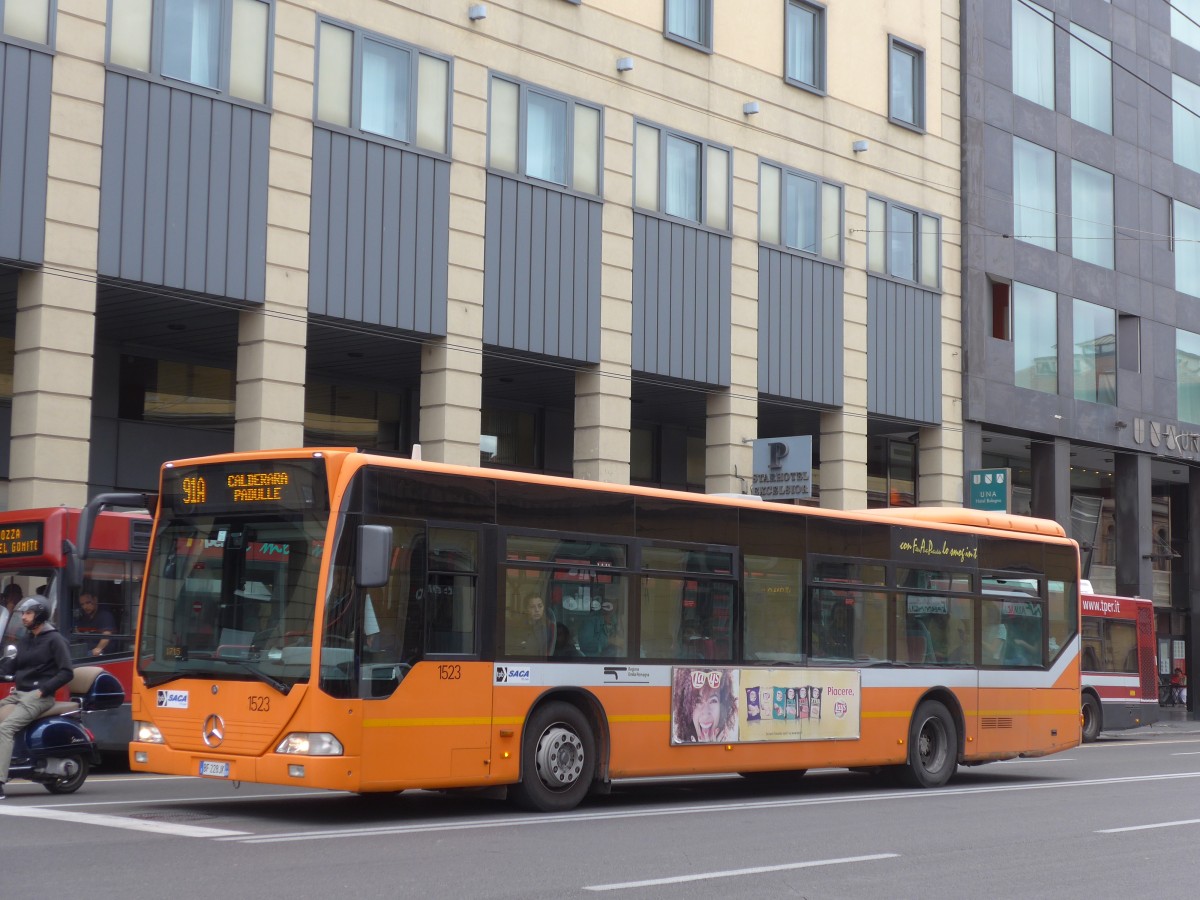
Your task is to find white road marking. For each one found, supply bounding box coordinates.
[1171,751,1200,756]
[0,804,248,838]
[37,790,339,809]
[996,757,1075,763]
[582,853,900,891]
[1097,819,1200,834]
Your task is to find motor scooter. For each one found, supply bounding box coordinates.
[1,646,125,794]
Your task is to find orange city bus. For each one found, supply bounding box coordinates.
[82,448,1081,812]
[1079,585,1159,742]
[0,506,151,750]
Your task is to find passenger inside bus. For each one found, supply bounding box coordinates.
[506,593,554,656]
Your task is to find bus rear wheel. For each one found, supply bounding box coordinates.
[1081,693,1102,743]
[510,701,596,813]
[900,700,957,788]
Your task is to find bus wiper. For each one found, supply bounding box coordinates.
[222,659,291,695]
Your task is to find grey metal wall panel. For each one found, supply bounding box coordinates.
[867,275,941,424]
[308,128,450,336]
[98,73,269,302]
[483,174,602,363]
[0,43,51,264]
[631,214,731,386]
[757,247,844,405]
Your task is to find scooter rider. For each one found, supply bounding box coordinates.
[0,597,73,799]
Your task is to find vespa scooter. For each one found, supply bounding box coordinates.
[0,646,125,794]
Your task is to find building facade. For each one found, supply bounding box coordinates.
[0,0,962,514]
[961,0,1199,691]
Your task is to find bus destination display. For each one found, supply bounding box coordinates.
[165,460,328,515]
[0,523,43,558]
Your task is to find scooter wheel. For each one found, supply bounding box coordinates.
[42,755,89,794]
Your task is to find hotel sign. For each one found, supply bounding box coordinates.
[1131,418,1200,457]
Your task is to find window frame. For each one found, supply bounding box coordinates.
[784,0,826,95]
[759,159,843,261]
[104,0,274,110]
[1013,135,1058,253]
[1071,297,1117,406]
[314,17,453,158]
[486,73,604,198]
[664,0,713,53]
[0,0,55,50]
[1177,327,1200,424]
[634,119,732,232]
[888,35,925,131]
[866,193,941,289]
[1173,198,1200,299]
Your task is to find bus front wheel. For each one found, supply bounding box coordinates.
[1081,693,1102,743]
[900,700,958,788]
[510,701,596,813]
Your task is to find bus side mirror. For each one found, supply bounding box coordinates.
[356,525,392,588]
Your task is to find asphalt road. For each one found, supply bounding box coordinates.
[4,722,1199,899]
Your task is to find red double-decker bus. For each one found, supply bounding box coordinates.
[0,506,151,751]
[1079,584,1160,742]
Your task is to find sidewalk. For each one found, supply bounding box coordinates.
[1101,706,1200,739]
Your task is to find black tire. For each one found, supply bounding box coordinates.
[42,755,89,794]
[899,700,958,788]
[510,701,596,813]
[1081,693,1102,743]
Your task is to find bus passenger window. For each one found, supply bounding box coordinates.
[742,556,803,663]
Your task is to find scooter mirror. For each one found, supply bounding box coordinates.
[2,644,15,659]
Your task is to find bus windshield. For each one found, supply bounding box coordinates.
[139,512,327,689]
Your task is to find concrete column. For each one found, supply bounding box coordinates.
[234,2,312,450]
[706,148,759,494]
[419,59,486,466]
[1115,451,1153,598]
[919,216,964,506]
[820,410,868,509]
[918,424,962,506]
[575,112,633,484]
[1031,437,1071,527]
[9,1,107,508]
[962,421,983,473]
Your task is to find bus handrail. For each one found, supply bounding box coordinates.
[71,492,155,589]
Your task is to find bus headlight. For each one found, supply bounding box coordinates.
[134,721,164,744]
[275,732,343,755]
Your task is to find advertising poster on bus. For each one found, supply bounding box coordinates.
[670,667,861,745]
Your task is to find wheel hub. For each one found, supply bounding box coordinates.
[534,725,585,789]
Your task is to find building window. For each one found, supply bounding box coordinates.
[117,356,235,429]
[489,76,601,195]
[1072,298,1116,405]
[1179,329,1200,423]
[867,438,916,508]
[1013,137,1056,252]
[1013,281,1058,394]
[1,0,51,45]
[1071,160,1114,269]
[1070,24,1111,134]
[1173,74,1200,175]
[304,384,404,451]
[785,0,825,93]
[1012,0,1054,109]
[635,122,729,230]
[316,21,450,154]
[1172,0,1200,54]
[759,162,841,260]
[867,196,939,287]
[109,0,270,105]
[480,407,539,468]
[665,0,712,51]
[888,37,924,130]
[1174,199,1200,298]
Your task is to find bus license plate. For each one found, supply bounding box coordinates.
[199,760,230,778]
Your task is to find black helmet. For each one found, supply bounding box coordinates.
[15,597,49,626]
